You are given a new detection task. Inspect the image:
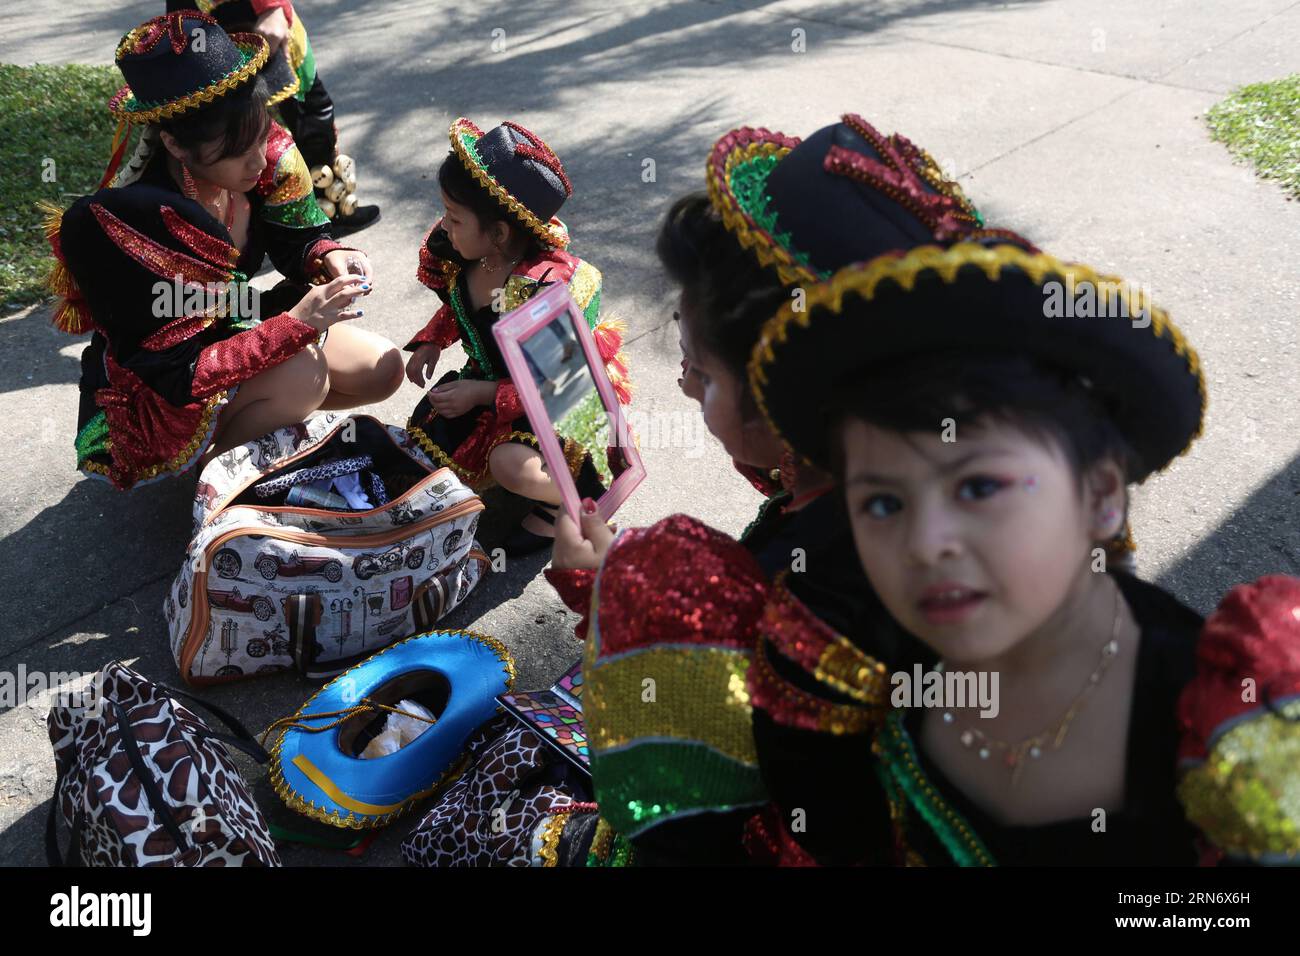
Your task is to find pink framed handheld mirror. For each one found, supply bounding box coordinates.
[491,283,645,525]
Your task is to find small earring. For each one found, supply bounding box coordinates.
[1100,507,1118,526]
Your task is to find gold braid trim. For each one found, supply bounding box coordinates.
[266,628,516,830]
[748,243,1207,465]
[537,814,569,867]
[449,119,570,249]
[264,72,300,107]
[706,140,818,288]
[407,423,542,491]
[109,36,269,123]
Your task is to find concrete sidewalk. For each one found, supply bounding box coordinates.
[1,0,1296,865]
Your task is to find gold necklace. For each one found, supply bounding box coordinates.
[478,251,522,276]
[939,579,1122,786]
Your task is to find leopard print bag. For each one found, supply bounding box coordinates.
[46,661,280,866]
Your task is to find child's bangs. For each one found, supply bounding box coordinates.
[827,351,1140,484]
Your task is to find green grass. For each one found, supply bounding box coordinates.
[0,64,122,311]
[1206,73,1300,199]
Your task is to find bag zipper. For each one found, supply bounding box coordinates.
[181,497,483,682]
[205,415,442,526]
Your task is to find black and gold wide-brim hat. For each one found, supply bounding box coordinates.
[195,0,302,106]
[705,112,1027,287]
[448,117,572,249]
[107,12,270,124]
[749,243,1206,482]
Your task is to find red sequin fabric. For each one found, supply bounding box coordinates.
[191,312,321,399]
[90,203,230,285]
[591,514,768,657]
[743,803,819,866]
[1178,575,1300,762]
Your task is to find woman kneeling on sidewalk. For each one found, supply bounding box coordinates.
[46,12,401,490]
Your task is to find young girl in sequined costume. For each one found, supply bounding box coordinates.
[402,118,630,557]
[537,114,1035,866]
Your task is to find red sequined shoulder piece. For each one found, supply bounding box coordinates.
[1177,574,1300,762]
[89,203,231,285]
[593,514,770,659]
[748,574,890,735]
[417,219,459,293]
[517,247,578,284]
[161,206,239,272]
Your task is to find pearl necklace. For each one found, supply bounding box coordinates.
[939,579,1123,786]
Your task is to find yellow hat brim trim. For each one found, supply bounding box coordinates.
[706,140,819,288]
[748,242,1207,468]
[110,35,270,124]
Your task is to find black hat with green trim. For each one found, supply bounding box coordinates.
[705,112,1028,287]
[449,117,573,249]
[108,12,270,124]
[748,243,1207,482]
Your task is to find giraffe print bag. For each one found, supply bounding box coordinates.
[46,660,280,867]
[167,413,490,686]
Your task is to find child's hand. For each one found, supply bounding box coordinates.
[552,500,615,570]
[427,379,494,418]
[406,343,441,387]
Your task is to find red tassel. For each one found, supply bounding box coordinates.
[592,319,624,364]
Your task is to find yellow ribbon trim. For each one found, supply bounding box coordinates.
[706,140,815,288]
[748,242,1207,464]
[110,36,270,124]
[291,754,408,816]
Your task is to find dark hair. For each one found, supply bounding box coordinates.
[437,152,545,259]
[829,351,1141,488]
[157,76,271,163]
[655,194,790,405]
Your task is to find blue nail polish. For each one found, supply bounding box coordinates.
[357,309,364,316]
[361,283,371,290]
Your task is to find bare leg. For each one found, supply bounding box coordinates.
[488,443,562,537]
[317,323,404,410]
[198,344,330,470]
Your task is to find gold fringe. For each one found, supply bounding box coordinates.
[37,200,94,334]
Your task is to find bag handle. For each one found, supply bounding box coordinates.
[156,683,271,764]
[111,700,192,854]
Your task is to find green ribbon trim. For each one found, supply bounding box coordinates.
[450,285,496,379]
[592,741,767,839]
[739,490,791,545]
[75,411,110,462]
[877,710,996,866]
[729,156,823,278]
